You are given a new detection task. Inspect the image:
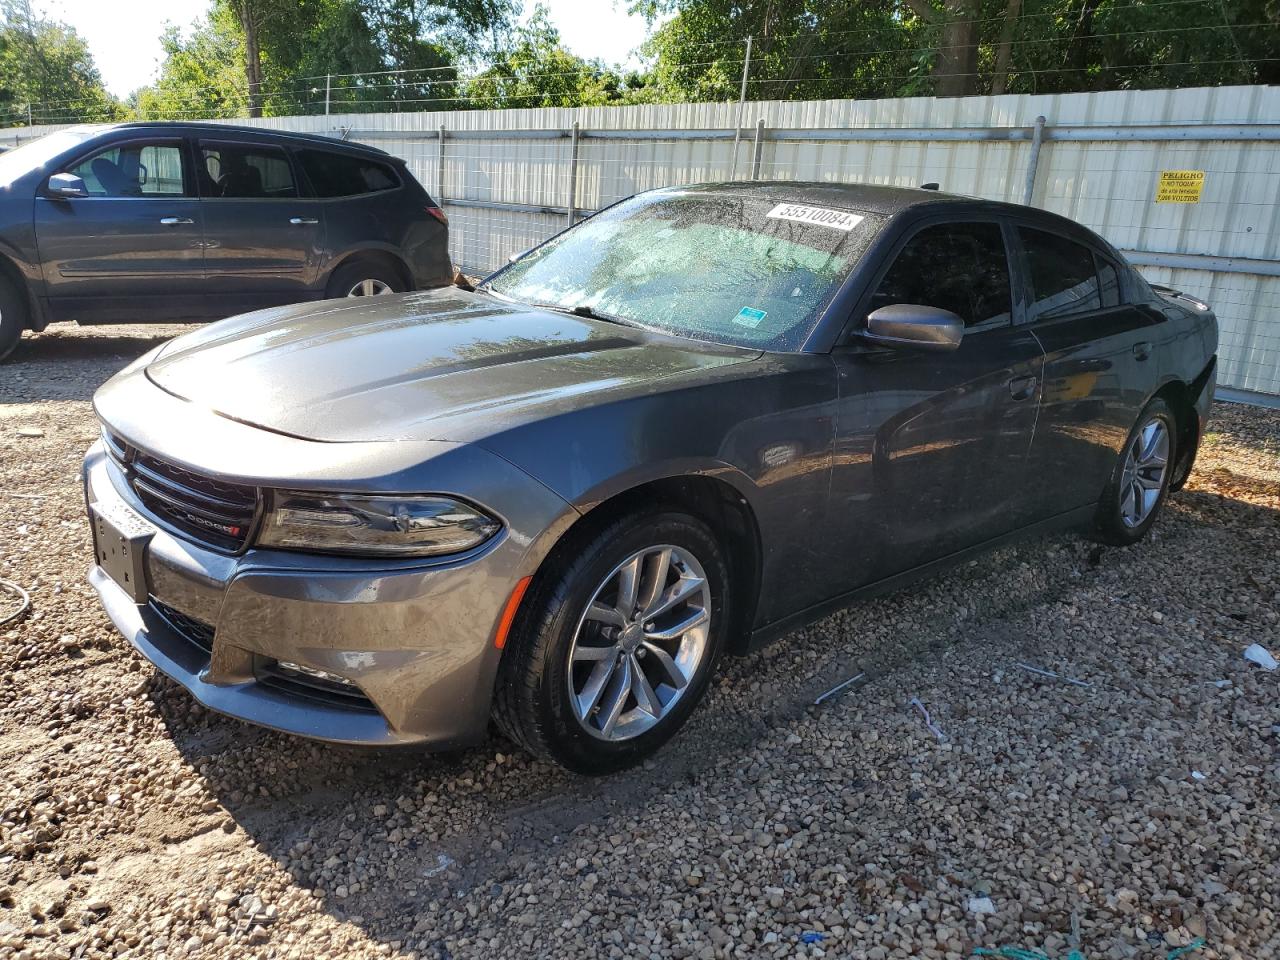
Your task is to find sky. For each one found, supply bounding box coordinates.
[33,0,661,98]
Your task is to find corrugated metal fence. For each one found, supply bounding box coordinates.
[5,84,1278,395]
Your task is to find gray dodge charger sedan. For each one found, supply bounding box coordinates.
[84,182,1217,773]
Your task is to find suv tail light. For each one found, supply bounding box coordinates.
[427,206,448,226]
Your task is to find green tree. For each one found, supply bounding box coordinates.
[133,8,247,119]
[137,0,523,117]
[632,0,1279,101]
[0,0,124,125]
[465,5,635,108]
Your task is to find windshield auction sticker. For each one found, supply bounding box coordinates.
[766,203,865,231]
[1155,170,1205,203]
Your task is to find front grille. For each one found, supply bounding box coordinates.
[149,598,215,656]
[104,430,258,551]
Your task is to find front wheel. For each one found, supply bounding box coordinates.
[0,275,27,362]
[493,510,730,774]
[1092,397,1177,546]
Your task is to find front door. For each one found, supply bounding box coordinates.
[33,137,206,323]
[827,220,1045,591]
[1011,226,1161,516]
[197,139,326,317]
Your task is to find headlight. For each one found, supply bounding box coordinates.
[258,492,500,558]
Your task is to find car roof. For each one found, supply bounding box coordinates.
[656,180,1119,256]
[84,121,395,158]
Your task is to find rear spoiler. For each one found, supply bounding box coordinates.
[1150,283,1211,313]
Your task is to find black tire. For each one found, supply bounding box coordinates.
[493,509,731,775]
[324,259,405,300]
[0,275,27,362]
[1091,397,1178,546]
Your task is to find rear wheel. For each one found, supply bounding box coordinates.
[325,259,405,300]
[494,510,730,774]
[1092,397,1177,546]
[0,275,27,362]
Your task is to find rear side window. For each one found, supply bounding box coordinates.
[1097,257,1121,307]
[1019,228,1101,320]
[869,222,1012,329]
[296,150,400,198]
[201,143,297,199]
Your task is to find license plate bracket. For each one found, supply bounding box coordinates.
[90,502,153,603]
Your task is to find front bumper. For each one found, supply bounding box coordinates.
[83,439,569,748]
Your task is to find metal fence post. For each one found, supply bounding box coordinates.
[566,120,580,227]
[438,125,446,204]
[730,35,753,179]
[26,104,31,128]
[750,118,765,180]
[325,75,331,116]
[1022,115,1046,206]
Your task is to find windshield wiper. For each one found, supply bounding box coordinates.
[528,301,639,328]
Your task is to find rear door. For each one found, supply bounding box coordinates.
[33,137,205,322]
[826,218,1046,589]
[1012,225,1161,516]
[196,139,326,316]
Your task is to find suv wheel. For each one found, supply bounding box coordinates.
[325,260,404,300]
[494,510,730,774]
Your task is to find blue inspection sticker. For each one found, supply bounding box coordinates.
[733,306,768,328]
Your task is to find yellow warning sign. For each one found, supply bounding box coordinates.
[1155,170,1205,203]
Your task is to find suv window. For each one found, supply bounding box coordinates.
[1019,227,1102,320]
[868,222,1012,330]
[67,142,187,197]
[200,143,297,199]
[297,149,400,198]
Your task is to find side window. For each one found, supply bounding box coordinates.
[297,149,400,198]
[200,143,297,199]
[1097,256,1121,308]
[868,222,1012,329]
[1019,227,1102,321]
[67,143,187,198]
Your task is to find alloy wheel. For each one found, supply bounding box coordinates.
[346,278,393,297]
[566,545,711,741]
[1119,418,1170,528]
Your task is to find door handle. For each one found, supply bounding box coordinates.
[1133,341,1153,361]
[1009,375,1038,401]
[289,217,319,225]
[159,217,194,225]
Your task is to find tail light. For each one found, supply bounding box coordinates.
[427,206,448,226]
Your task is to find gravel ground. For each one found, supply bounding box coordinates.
[1,323,1277,960]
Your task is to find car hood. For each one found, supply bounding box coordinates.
[145,289,759,443]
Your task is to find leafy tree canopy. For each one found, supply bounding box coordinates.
[0,0,124,125]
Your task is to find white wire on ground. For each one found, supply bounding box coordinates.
[0,579,31,627]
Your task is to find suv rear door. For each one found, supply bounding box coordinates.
[1012,224,1161,516]
[196,138,326,315]
[34,136,205,322]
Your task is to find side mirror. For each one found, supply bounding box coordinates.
[47,172,88,199]
[863,304,964,352]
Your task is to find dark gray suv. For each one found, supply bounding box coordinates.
[0,122,452,359]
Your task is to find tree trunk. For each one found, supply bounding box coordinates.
[935,0,979,97]
[235,0,264,118]
[990,0,1022,95]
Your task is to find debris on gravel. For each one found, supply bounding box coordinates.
[2,324,1278,959]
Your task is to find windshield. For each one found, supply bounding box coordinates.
[484,191,884,351]
[0,128,98,188]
